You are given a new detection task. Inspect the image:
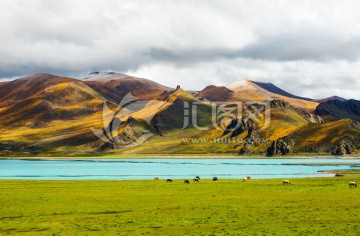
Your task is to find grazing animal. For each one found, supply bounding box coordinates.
[166,179,173,183]
[184,179,190,184]
[283,180,291,185]
[246,176,251,180]
[213,177,218,181]
[242,178,247,182]
[154,176,159,180]
[193,178,200,182]
[349,182,357,188]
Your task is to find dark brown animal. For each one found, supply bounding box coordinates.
[213,177,218,181]
[166,179,173,183]
[193,178,200,182]
[184,179,190,184]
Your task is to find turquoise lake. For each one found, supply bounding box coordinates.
[0,158,359,180]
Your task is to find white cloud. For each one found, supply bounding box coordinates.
[128,58,360,99]
[0,0,360,99]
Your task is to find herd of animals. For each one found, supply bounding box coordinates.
[153,176,358,187]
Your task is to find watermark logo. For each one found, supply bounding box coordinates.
[91,93,172,148]
[91,92,271,148]
[182,101,270,131]
[212,102,243,131]
[181,137,269,144]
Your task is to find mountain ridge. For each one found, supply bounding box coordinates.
[0,72,359,157]
[83,72,172,103]
[199,79,319,111]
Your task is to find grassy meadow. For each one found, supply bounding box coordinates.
[1,174,360,235]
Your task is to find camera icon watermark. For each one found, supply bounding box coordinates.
[90,92,173,148]
[182,101,271,132]
[91,91,271,148]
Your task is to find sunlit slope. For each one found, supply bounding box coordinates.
[0,79,115,155]
[199,80,318,111]
[0,82,108,127]
[0,73,78,107]
[0,111,108,155]
[262,103,309,141]
[289,119,360,154]
[229,80,318,111]
[239,103,310,154]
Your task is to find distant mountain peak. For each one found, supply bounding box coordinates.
[83,72,130,81]
[225,79,256,91]
[20,73,74,81]
[316,96,347,103]
[252,81,313,101]
[315,98,360,122]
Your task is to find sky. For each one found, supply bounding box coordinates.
[1,0,360,99]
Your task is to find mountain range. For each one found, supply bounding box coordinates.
[0,72,359,157]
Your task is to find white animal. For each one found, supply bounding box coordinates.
[349,182,357,187]
[283,180,291,185]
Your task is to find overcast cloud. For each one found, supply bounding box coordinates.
[1,0,360,99]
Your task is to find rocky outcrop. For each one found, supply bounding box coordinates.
[296,110,323,123]
[222,117,256,138]
[266,137,294,156]
[0,142,42,154]
[330,134,359,155]
[331,140,352,155]
[238,128,261,155]
[151,115,163,136]
[100,116,152,150]
[222,117,262,154]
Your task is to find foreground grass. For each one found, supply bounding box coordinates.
[0,177,360,235]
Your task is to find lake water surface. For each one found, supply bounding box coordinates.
[0,158,359,180]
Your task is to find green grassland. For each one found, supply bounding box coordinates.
[1,174,360,235]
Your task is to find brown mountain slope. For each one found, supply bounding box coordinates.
[227,80,318,111]
[83,72,171,103]
[0,73,175,155]
[0,78,115,155]
[198,80,318,111]
[0,73,78,107]
[197,85,233,101]
[0,81,108,127]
